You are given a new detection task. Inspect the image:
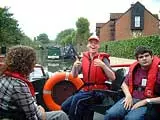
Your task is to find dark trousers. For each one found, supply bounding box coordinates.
[145,104,160,120]
[61,91,104,120]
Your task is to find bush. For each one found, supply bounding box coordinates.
[100,35,160,59]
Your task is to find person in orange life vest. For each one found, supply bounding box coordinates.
[61,34,116,120]
[0,45,69,120]
[104,46,160,120]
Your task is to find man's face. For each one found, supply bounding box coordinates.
[137,53,153,67]
[87,39,99,53]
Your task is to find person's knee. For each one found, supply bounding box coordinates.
[61,103,65,111]
[46,110,69,120]
[104,110,117,120]
[61,102,70,114]
[104,114,115,120]
[124,115,142,120]
[59,111,69,118]
[54,111,69,120]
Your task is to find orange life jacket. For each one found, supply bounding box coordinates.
[128,56,160,98]
[82,52,110,91]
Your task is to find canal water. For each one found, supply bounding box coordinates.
[36,49,134,74]
[36,49,74,73]
[46,59,74,73]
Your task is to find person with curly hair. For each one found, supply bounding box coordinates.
[0,45,69,120]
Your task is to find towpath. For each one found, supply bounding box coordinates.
[110,57,136,65]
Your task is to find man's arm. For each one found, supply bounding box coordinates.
[71,59,82,78]
[145,97,160,104]
[121,82,132,97]
[102,60,115,80]
[131,97,160,110]
[121,81,133,110]
[94,58,115,80]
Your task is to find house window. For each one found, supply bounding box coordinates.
[135,16,140,27]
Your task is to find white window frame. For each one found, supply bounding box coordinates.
[135,16,140,27]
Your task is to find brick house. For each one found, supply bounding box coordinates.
[96,1,160,42]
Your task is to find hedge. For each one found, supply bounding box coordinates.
[100,35,160,59]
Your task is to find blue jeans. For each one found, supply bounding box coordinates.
[46,110,69,120]
[61,90,104,120]
[104,98,147,120]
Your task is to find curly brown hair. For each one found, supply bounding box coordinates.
[3,45,36,76]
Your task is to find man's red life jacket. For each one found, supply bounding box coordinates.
[82,52,110,91]
[128,56,160,98]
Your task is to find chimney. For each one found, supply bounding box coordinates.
[131,2,135,7]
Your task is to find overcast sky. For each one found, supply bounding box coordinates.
[0,0,160,40]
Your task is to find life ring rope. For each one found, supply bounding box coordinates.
[43,90,51,94]
[65,72,69,80]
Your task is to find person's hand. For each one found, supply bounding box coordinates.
[73,56,81,67]
[122,95,133,110]
[38,105,46,120]
[94,58,105,68]
[38,105,45,112]
[131,99,147,110]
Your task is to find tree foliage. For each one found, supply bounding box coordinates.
[75,17,90,53]
[36,33,49,44]
[0,7,24,46]
[76,17,90,44]
[55,28,76,46]
[54,17,90,53]
[20,35,34,46]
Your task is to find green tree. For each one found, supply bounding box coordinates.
[0,7,23,46]
[36,33,50,44]
[75,17,90,52]
[55,28,76,46]
[20,35,34,47]
[53,17,90,54]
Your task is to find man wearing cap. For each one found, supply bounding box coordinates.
[61,35,115,120]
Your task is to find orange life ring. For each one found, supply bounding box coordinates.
[43,72,84,111]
